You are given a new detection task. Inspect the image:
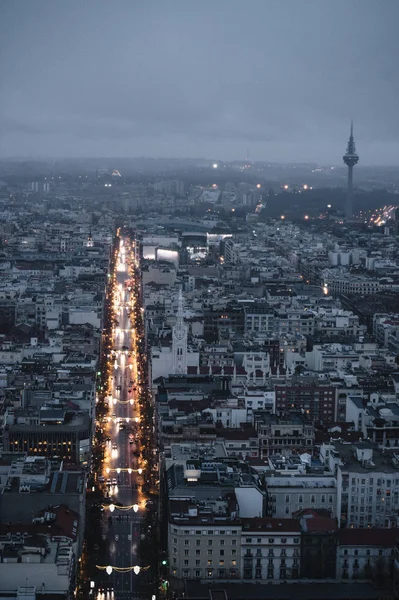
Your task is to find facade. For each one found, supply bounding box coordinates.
[299,511,338,580]
[254,413,315,459]
[336,528,397,581]
[241,518,301,581]
[266,472,337,519]
[275,377,337,422]
[168,497,241,581]
[321,442,399,528]
[3,408,91,464]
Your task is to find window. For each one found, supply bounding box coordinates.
[196,539,201,546]
[293,538,299,544]
[184,550,189,556]
[268,538,274,544]
[208,550,213,556]
[208,540,213,546]
[207,560,213,566]
[183,570,189,577]
[185,539,189,546]
[281,538,287,544]
[173,538,177,544]
[195,570,201,577]
[246,538,252,543]
[220,549,224,556]
[207,569,213,577]
[219,560,224,566]
[196,550,200,556]
[184,560,189,566]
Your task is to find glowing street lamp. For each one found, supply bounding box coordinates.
[138,468,143,475]
[109,504,115,512]
[133,504,139,512]
[106,565,113,575]
[133,565,140,575]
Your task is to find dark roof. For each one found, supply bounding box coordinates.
[241,517,301,533]
[338,528,399,547]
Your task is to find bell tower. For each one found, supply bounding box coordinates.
[172,288,188,374]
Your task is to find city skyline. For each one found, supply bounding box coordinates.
[1,0,399,165]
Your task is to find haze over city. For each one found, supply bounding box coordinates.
[1,0,399,164]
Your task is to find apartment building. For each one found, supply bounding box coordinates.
[253,412,315,459]
[240,518,301,581]
[168,497,241,581]
[321,441,399,528]
[265,468,337,519]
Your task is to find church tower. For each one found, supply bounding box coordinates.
[172,288,188,374]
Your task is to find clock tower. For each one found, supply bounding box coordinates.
[172,288,188,375]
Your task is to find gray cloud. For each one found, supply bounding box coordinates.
[0,0,399,164]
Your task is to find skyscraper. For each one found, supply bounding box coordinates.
[343,121,359,220]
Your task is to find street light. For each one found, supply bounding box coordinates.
[133,504,139,512]
[106,565,113,575]
[109,504,115,512]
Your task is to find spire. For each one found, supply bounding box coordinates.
[177,287,184,321]
[346,120,357,155]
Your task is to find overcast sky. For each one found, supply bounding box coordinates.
[0,0,398,164]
